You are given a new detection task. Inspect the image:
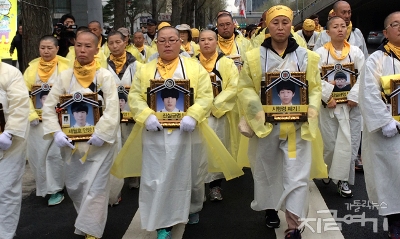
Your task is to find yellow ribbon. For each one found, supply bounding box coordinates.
[323,41,351,61]
[38,57,58,83]
[110,51,127,74]
[199,51,218,72]
[73,60,99,88]
[279,122,297,159]
[384,42,400,62]
[346,21,352,40]
[136,45,144,53]
[218,34,235,55]
[183,42,191,53]
[156,57,180,79]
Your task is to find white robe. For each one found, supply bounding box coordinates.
[359,50,400,216]
[0,62,30,239]
[139,62,208,231]
[42,68,119,238]
[314,45,365,184]
[247,46,315,218]
[107,60,139,205]
[296,30,319,50]
[27,70,64,197]
[313,28,369,59]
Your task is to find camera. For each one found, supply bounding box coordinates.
[53,23,77,37]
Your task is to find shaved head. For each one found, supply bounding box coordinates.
[333,1,350,12]
[384,11,400,29]
[199,30,217,40]
[77,31,99,46]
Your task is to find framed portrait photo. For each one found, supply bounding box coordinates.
[261,70,308,123]
[57,92,101,142]
[226,54,243,72]
[321,63,358,103]
[147,78,193,127]
[30,83,52,121]
[210,72,222,98]
[117,85,134,123]
[390,79,400,122]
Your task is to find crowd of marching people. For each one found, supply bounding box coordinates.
[2,1,400,239]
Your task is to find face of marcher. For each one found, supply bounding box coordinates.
[39,40,59,62]
[147,24,156,35]
[384,13,400,47]
[217,15,235,39]
[156,28,181,62]
[75,32,99,65]
[327,18,347,42]
[334,2,352,26]
[199,31,217,56]
[313,17,319,26]
[268,16,292,43]
[302,29,314,37]
[179,31,189,43]
[107,34,126,57]
[88,22,102,38]
[133,32,145,47]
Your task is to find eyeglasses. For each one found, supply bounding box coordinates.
[156,39,180,45]
[386,22,400,30]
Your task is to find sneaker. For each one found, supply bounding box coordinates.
[85,234,99,239]
[209,186,223,201]
[322,178,331,185]
[48,192,64,206]
[188,213,199,224]
[265,209,280,228]
[389,221,400,239]
[157,229,172,239]
[355,156,363,171]
[285,229,302,239]
[338,181,353,198]
[128,177,140,189]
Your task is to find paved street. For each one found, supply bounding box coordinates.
[16,166,388,239]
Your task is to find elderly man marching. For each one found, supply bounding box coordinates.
[197,30,240,201]
[111,26,243,239]
[24,35,70,206]
[238,5,323,239]
[359,11,400,239]
[42,31,120,239]
[314,16,365,197]
[0,59,30,239]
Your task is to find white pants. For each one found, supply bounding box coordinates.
[248,123,311,219]
[0,137,26,239]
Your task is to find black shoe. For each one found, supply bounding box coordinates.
[285,229,302,239]
[265,209,280,228]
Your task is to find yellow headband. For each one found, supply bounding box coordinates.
[266,5,293,25]
[158,22,171,30]
[303,19,315,31]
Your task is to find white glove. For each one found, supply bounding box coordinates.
[87,134,104,147]
[0,131,12,150]
[30,119,40,127]
[145,114,163,131]
[180,116,197,132]
[382,119,400,137]
[54,131,75,149]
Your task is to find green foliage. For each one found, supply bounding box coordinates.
[103,0,114,25]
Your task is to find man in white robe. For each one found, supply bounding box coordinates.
[359,11,400,238]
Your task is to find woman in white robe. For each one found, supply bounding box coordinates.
[24,35,70,205]
[314,17,365,196]
[0,62,30,239]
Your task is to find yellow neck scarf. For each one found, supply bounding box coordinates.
[315,24,323,32]
[199,51,218,73]
[323,41,351,61]
[346,22,353,40]
[136,45,144,53]
[73,60,99,88]
[218,34,235,55]
[157,57,180,79]
[38,57,58,83]
[110,51,126,74]
[384,42,400,60]
[98,35,102,48]
[183,42,191,52]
